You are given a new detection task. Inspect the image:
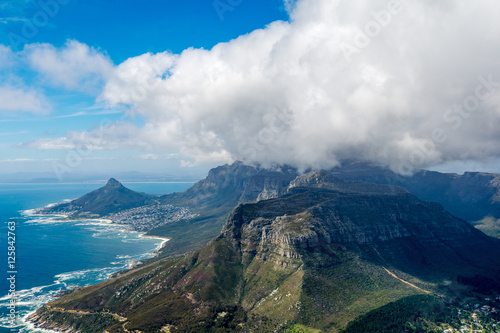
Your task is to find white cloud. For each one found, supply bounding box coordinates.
[52,109,121,119]
[25,40,113,93]
[0,44,14,69]
[0,44,53,115]
[1,158,35,162]
[29,0,500,174]
[23,121,156,151]
[0,86,51,114]
[180,160,196,168]
[0,17,27,24]
[283,0,298,14]
[99,51,177,109]
[139,154,159,160]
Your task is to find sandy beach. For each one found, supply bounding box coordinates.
[139,234,170,251]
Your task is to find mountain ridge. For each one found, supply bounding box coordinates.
[36,162,500,257]
[148,162,500,255]
[28,172,500,332]
[329,161,500,221]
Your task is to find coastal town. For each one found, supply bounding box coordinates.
[104,203,198,231]
[33,199,198,232]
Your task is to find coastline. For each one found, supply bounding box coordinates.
[24,311,73,333]
[16,212,167,332]
[139,234,170,252]
[22,233,169,332]
[93,218,114,224]
[25,310,80,333]
[23,212,118,228]
[1,182,188,333]
[27,203,167,251]
[24,235,170,332]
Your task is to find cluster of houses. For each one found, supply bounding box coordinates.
[105,204,197,231]
[443,297,500,333]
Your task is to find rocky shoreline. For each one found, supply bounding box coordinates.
[25,310,80,333]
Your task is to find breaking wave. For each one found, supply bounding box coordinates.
[0,213,162,332]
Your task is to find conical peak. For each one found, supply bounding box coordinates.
[105,178,123,188]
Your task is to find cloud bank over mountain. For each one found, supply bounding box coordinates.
[28,0,500,174]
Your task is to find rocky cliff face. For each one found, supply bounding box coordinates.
[151,163,298,254]
[489,176,500,203]
[29,172,500,332]
[164,161,500,223]
[163,162,298,208]
[156,162,500,271]
[330,161,500,221]
[26,312,81,333]
[287,170,408,195]
[92,161,500,256]
[223,174,499,277]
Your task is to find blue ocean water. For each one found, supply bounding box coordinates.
[0,182,193,332]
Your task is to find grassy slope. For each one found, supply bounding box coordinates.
[339,293,500,333]
[35,233,433,332]
[147,213,227,255]
[473,216,500,239]
[148,179,250,255]
[340,295,453,333]
[32,185,500,332]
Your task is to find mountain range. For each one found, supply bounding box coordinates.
[29,162,500,332]
[151,161,500,255]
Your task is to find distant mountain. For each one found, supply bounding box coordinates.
[42,178,152,216]
[144,162,500,255]
[28,173,500,332]
[150,162,298,253]
[162,162,298,208]
[36,162,500,256]
[329,161,500,221]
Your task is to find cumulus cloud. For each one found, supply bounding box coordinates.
[25,40,113,93]
[33,0,500,173]
[139,154,160,160]
[283,0,298,14]
[0,44,52,115]
[0,86,51,114]
[0,44,14,70]
[23,121,142,150]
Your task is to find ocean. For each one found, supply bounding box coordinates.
[0,182,193,332]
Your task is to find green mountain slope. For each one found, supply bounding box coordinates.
[149,162,298,254]
[28,174,500,332]
[473,216,500,239]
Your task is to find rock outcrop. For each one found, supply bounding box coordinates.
[26,311,81,333]
[29,171,500,332]
[330,161,500,221]
[223,174,499,277]
[163,162,297,208]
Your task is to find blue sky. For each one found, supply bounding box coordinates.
[1,0,500,182]
[0,0,288,180]
[1,0,288,60]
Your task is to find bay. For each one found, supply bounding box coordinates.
[0,182,193,332]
